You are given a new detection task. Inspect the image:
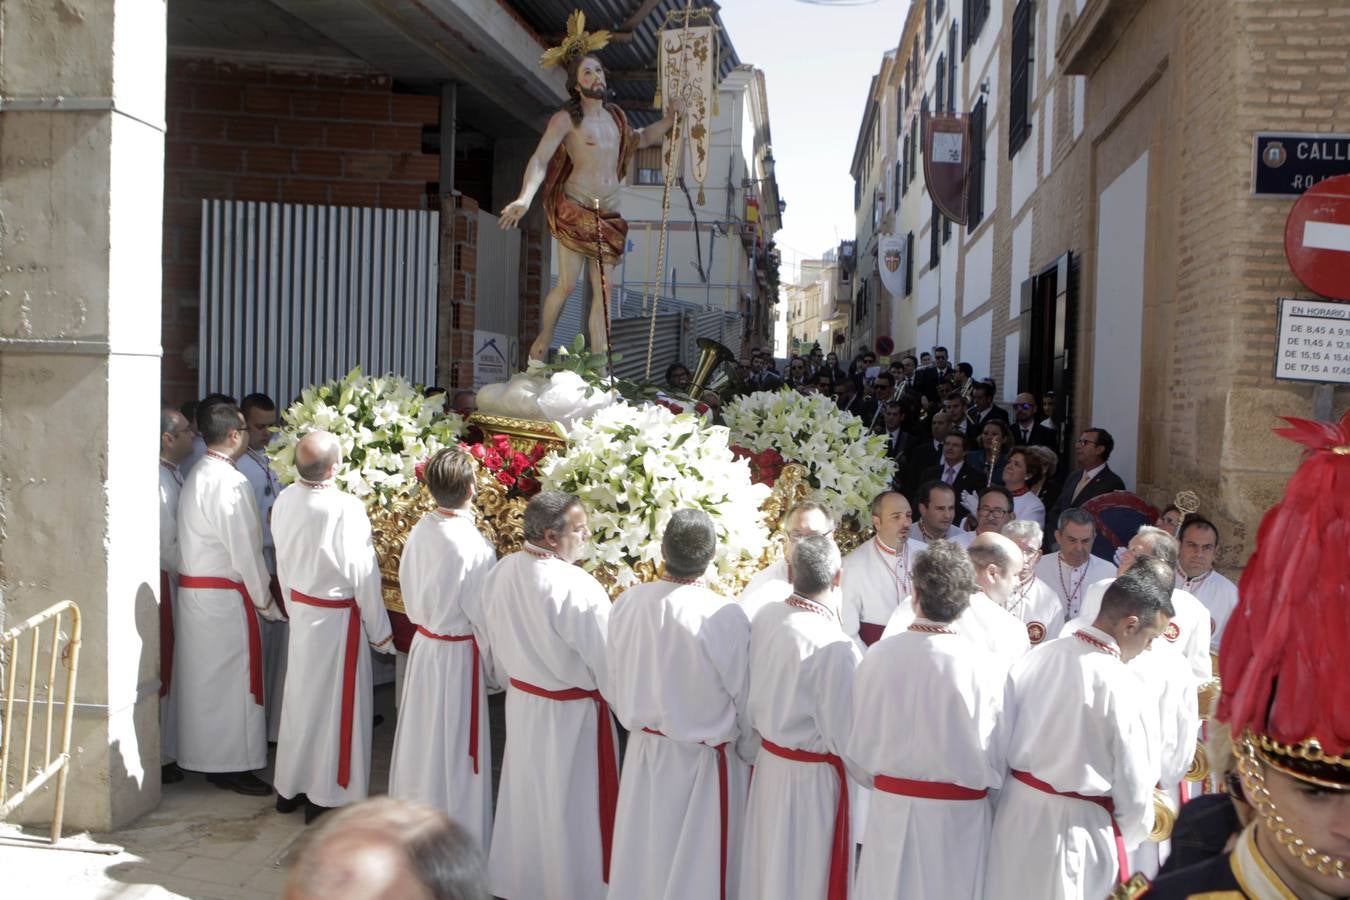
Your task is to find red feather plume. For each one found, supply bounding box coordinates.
[1217,409,1350,756]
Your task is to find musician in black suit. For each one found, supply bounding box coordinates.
[902,409,950,499]
[920,432,986,523]
[914,346,954,403]
[967,381,1010,430]
[1045,426,1127,530]
[1010,392,1057,448]
[834,377,871,421]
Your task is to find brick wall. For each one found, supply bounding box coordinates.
[161,57,441,404]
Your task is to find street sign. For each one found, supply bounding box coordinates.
[1284,175,1350,301]
[1273,298,1350,385]
[1253,132,1350,197]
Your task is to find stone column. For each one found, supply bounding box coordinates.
[0,0,165,828]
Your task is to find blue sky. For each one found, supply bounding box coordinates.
[720,0,912,281]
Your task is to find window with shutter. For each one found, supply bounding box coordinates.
[905,231,915,296]
[909,116,918,184]
[943,210,952,244]
[925,0,933,49]
[947,24,958,112]
[964,0,990,56]
[930,203,941,268]
[935,55,946,119]
[635,147,663,185]
[901,135,910,195]
[967,97,987,227]
[1009,0,1033,158]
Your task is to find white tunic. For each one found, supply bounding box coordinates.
[271,481,393,808]
[388,510,497,850]
[238,447,287,742]
[481,547,614,900]
[740,599,862,900]
[1004,576,1066,647]
[881,592,1031,675]
[1066,581,1213,683]
[158,462,182,763]
[984,627,1158,900]
[1178,569,1238,651]
[1034,552,1116,620]
[1012,490,1046,530]
[738,557,789,624]
[606,579,753,900]
[175,453,275,773]
[839,537,929,650]
[849,624,1010,900]
[1125,643,1201,877]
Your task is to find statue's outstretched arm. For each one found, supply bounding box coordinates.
[499,111,572,229]
[636,97,685,149]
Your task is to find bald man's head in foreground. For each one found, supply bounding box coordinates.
[295,430,341,484]
[284,797,489,900]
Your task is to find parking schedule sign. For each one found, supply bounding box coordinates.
[1274,298,1350,384]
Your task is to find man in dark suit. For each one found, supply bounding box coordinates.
[967,381,1010,431]
[920,432,986,524]
[1045,426,1127,528]
[1010,392,1057,448]
[834,377,870,421]
[914,346,954,403]
[902,410,949,499]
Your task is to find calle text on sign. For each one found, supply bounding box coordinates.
[1273,298,1350,385]
[1253,132,1350,197]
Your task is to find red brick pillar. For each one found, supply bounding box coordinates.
[518,225,546,359]
[437,194,480,388]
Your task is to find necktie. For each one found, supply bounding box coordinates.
[1072,470,1093,501]
[1022,428,1031,443]
[944,465,956,485]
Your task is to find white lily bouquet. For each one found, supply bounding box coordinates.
[267,366,465,506]
[539,402,772,589]
[723,388,896,523]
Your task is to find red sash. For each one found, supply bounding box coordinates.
[159,570,175,697]
[874,775,989,800]
[642,728,730,900]
[290,590,361,789]
[178,575,264,707]
[415,625,482,775]
[857,622,887,647]
[1011,769,1128,885]
[760,738,850,900]
[509,677,620,883]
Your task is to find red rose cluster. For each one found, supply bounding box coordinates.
[461,433,549,497]
[653,397,710,416]
[730,445,785,486]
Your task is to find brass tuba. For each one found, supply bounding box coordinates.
[688,337,737,399]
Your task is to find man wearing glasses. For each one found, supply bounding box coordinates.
[1010,392,1057,449]
[949,486,1017,550]
[1046,427,1126,533]
[739,502,835,624]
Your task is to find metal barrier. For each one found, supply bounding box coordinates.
[0,600,82,844]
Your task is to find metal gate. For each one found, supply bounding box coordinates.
[199,201,440,404]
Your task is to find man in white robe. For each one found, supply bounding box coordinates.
[158,407,194,784]
[1001,519,1067,646]
[175,401,284,794]
[1123,563,1201,878]
[738,501,833,624]
[1063,526,1212,683]
[480,491,615,900]
[237,392,288,742]
[1175,517,1238,650]
[849,540,1010,900]
[388,448,497,850]
[984,565,1175,900]
[740,535,862,900]
[272,431,394,821]
[880,534,1030,674]
[607,509,753,900]
[1035,507,1115,620]
[839,491,927,650]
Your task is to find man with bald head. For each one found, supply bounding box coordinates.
[272,430,394,822]
[1011,392,1056,449]
[840,491,927,649]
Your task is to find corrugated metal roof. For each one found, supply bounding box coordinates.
[506,0,741,124]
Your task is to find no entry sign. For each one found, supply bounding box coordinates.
[1285,174,1350,301]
